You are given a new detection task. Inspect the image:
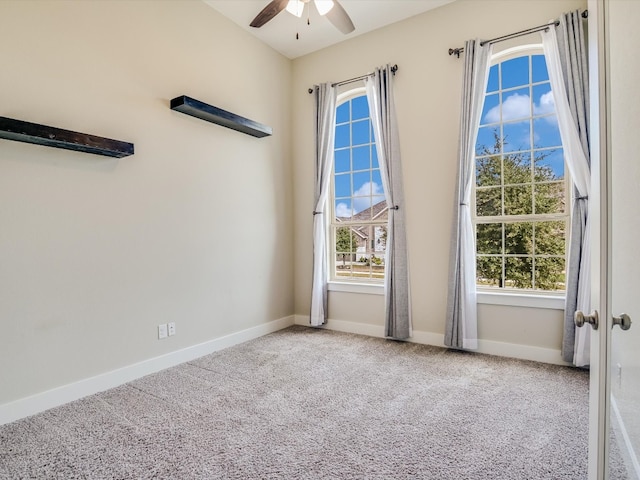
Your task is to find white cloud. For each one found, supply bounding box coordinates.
[484,91,558,126]
[534,91,555,115]
[335,202,351,218]
[484,93,530,123]
[336,182,385,217]
[354,181,383,198]
[353,182,384,214]
[534,91,557,125]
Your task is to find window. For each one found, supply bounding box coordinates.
[474,48,569,292]
[331,89,387,282]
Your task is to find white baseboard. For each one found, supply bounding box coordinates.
[0,316,295,426]
[611,395,640,478]
[294,315,568,366]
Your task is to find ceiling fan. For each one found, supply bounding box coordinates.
[250,0,355,34]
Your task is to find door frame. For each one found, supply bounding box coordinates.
[588,0,612,478]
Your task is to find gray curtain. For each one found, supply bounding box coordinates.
[365,65,411,339]
[445,40,492,350]
[554,11,591,364]
[310,83,337,326]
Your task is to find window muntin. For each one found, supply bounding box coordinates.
[331,91,387,282]
[474,51,569,292]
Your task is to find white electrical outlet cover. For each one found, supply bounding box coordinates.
[158,324,168,339]
[168,322,176,336]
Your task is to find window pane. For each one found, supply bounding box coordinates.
[353,171,371,196]
[334,173,351,198]
[503,151,531,185]
[351,96,369,120]
[335,149,350,173]
[352,146,369,171]
[371,196,386,216]
[371,169,384,195]
[504,185,533,215]
[335,123,350,148]
[481,93,500,125]
[477,223,503,254]
[500,88,531,123]
[535,148,564,181]
[501,56,529,89]
[476,155,501,187]
[477,256,502,287]
[533,117,561,149]
[476,187,502,217]
[372,145,379,168]
[533,83,554,116]
[534,257,565,291]
[505,222,533,255]
[352,119,370,145]
[505,256,533,289]
[336,102,349,124]
[532,55,549,83]
[476,125,499,156]
[535,182,565,214]
[335,199,351,220]
[335,226,357,276]
[374,226,387,254]
[503,121,531,152]
[486,64,499,93]
[355,206,372,221]
[535,221,566,255]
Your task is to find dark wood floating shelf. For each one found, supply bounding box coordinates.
[170,95,272,138]
[0,116,134,158]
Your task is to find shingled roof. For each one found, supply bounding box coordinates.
[336,200,388,243]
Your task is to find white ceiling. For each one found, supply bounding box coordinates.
[204,0,456,59]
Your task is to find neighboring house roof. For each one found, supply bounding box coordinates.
[351,200,388,222]
[337,200,388,222]
[337,200,388,243]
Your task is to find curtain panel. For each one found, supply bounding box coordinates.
[445,40,492,350]
[310,83,337,326]
[366,65,412,339]
[542,10,591,366]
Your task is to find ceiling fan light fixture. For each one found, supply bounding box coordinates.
[285,0,304,18]
[314,0,334,16]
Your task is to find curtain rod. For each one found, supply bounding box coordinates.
[448,9,588,58]
[307,64,398,94]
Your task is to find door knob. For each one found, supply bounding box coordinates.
[575,310,599,330]
[613,313,632,331]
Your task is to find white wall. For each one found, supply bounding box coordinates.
[292,0,586,361]
[0,0,293,405]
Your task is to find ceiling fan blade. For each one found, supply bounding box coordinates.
[250,0,289,28]
[324,0,355,34]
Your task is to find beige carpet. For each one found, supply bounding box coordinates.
[0,326,628,479]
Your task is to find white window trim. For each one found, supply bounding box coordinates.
[472,43,572,310]
[328,280,384,295]
[477,290,564,309]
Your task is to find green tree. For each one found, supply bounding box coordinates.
[335,227,359,268]
[476,133,566,290]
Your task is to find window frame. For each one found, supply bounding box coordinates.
[328,86,388,286]
[473,45,571,299]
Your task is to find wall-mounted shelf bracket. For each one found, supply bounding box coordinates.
[0,116,134,158]
[170,95,272,138]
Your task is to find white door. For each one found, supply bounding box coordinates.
[587,1,640,479]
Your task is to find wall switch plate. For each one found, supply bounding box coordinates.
[168,322,176,336]
[158,324,168,339]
